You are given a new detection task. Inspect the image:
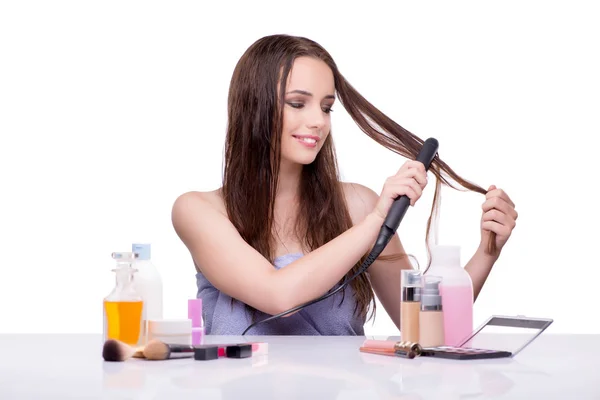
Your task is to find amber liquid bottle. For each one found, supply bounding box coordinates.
[103,252,144,346]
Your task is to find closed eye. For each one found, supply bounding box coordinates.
[286,102,333,114]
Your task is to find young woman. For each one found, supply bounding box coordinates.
[172,34,518,336]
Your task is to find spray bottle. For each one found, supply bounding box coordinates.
[131,243,163,346]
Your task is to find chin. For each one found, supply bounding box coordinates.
[282,153,319,165]
[280,140,322,166]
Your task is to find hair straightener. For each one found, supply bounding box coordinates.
[241,138,440,335]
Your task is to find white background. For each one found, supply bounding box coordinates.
[1,1,598,335]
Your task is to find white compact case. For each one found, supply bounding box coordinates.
[147,319,192,345]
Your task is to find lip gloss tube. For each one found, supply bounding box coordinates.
[359,346,416,359]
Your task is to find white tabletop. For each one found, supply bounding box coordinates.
[0,333,597,399]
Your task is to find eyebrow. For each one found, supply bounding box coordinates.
[285,89,335,100]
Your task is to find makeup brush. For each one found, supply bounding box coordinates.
[143,339,195,360]
[102,339,145,362]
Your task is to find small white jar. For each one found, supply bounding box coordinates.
[147,319,192,345]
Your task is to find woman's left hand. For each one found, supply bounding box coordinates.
[480,185,518,254]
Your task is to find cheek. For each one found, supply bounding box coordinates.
[322,118,332,137]
[282,109,297,134]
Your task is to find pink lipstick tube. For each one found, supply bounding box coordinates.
[188,299,205,345]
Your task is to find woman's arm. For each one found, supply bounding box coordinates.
[466,185,518,300]
[465,247,499,301]
[172,191,385,316]
[343,183,414,331]
[173,161,426,318]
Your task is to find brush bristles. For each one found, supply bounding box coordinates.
[102,339,136,362]
[143,339,169,360]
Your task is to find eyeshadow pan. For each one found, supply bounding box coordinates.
[423,346,513,360]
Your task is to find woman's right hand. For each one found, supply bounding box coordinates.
[372,160,429,220]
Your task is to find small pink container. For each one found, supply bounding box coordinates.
[188,298,205,345]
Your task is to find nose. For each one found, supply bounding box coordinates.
[306,104,326,132]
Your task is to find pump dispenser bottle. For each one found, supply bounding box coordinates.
[400,270,422,343]
[131,243,163,346]
[103,252,144,346]
[419,275,445,348]
[426,245,473,346]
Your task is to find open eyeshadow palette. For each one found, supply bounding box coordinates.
[421,315,554,360]
[360,315,554,361]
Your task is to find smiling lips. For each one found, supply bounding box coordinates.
[292,134,319,148]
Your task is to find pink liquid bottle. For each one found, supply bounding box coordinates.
[425,245,473,346]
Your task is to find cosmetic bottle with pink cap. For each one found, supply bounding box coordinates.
[188,299,205,345]
[425,245,473,346]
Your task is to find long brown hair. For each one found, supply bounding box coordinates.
[222,34,496,322]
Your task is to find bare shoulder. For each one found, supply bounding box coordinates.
[341,182,380,226]
[171,188,227,219]
[171,188,229,248]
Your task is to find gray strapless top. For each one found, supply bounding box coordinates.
[195,252,365,335]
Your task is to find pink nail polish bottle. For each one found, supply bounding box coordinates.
[188,299,205,345]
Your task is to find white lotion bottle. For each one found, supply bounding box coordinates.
[131,243,163,346]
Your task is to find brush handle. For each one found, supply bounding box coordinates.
[166,344,195,359]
